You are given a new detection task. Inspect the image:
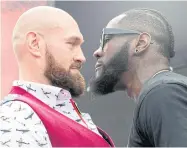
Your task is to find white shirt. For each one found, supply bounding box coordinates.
[0,80,101,148]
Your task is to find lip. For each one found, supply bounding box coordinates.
[71,66,82,70]
[95,63,102,70]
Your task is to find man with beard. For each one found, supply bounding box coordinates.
[89,8,187,146]
[0,6,114,147]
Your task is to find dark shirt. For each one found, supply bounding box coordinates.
[128,75,187,146]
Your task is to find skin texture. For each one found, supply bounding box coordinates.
[90,11,170,99]
[12,6,86,97]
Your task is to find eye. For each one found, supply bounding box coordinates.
[67,41,77,50]
[103,37,112,47]
[99,37,111,47]
[105,34,114,44]
[67,41,76,46]
[105,38,111,43]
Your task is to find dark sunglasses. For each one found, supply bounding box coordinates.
[100,28,142,51]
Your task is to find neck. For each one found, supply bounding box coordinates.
[18,66,50,85]
[138,64,170,84]
[124,64,170,99]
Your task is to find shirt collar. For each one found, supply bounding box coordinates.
[13,80,72,108]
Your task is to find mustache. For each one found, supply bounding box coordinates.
[70,62,83,70]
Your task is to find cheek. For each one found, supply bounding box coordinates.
[48,43,73,70]
[103,43,118,63]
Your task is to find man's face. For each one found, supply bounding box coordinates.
[89,29,133,95]
[43,23,86,98]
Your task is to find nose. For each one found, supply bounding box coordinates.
[93,47,103,59]
[74,49,86,64]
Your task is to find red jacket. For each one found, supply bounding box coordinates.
[9,86,115,147]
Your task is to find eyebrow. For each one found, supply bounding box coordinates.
[65,36,84,44]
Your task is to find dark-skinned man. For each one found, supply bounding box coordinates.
[89,8,187,146]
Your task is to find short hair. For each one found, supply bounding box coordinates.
[118,8,175,59]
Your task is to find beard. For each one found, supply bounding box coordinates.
[89,42,130,95]
[44,49,85,98]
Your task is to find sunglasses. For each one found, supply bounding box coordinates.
[100,28,142,51]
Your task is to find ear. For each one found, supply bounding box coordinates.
[26,32,42,57]
[134,32,151,55]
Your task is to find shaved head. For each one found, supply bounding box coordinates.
[13,6,86,97]
[107,8,175,60]
[12,6,78,43]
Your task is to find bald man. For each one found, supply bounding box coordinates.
[0,6,114,147]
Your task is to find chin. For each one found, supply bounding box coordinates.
[70,68,80,73]
[89,79,116,96]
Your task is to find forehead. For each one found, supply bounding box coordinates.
[55,24,84,42]
[64,27,84,41]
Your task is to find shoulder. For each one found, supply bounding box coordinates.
[142,83,187,106]
[0,95,52,148]
[137,83,187,120]
[1,95,41,125]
